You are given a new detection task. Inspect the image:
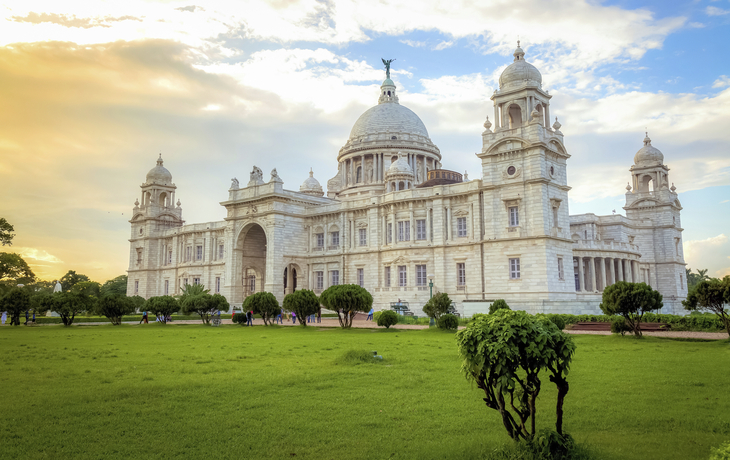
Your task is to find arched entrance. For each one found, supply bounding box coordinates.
[284,263,302,295]
[236,223,267,304]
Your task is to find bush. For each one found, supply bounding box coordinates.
[489,299,510,314]
[376,310,398,329]
[546,314,566,330]
[423,292,451,321]
[282,289,320,326]
[232,313,247,325]
[437,313,458,330]
[710,440,730,460]
[610,317,631,336]
[372,311,383,323]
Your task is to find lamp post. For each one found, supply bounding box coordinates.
[427,274,435,327]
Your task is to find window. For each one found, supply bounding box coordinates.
[316,233,324,248]
[398,265,407,287]
[553,207,559,228]
[196,245,203,261]
[183,278,188,286]
[457,263,466,286]
[218,244,224,260]
[164,280,169,295]
[387,223,393,244]
[398,221,410,241]
[331,231,340,247]
[509,258,521,279]
[457,217,467,237]
[215,276,221,293]
[384,267,391,287]
[185,246,192,262]
[359,228,367,246]
[557,258,564,280]
[357,268,364,287]
[680,274,683,289]
[509,207,519,227]
[248,275,256,292]
[316,271,324,290]
[416,219,426,240]
[416,265,427,286]
[193,277,201,285]
[136,248,143,264]
[168,250,172,264]
[134,280,139,294]
[331,270,340,286]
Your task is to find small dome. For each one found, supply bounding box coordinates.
[634,133,664,166]
[386,155,414,176]
[300,168,324,197]
[499,41,542,90]
[146,155,173,185]
[382,78,395,87]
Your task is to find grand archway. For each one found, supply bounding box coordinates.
[235,223,267,305]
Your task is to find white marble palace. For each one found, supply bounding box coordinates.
[127,44,688,315]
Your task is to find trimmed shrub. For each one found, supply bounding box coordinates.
[610,317,631,336]
[372,311,383,323]
[437,313,459,330]
[423,292,451,321]
[710,440,730,460]
[376,310,398,329]
[489,299,510,315]
[546,314,566,331]
[232,313,247,325]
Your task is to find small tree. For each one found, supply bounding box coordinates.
[1,287,31,326]
[377,310,398,329]
[489,299,510,314]
[319,284,372,328]
[51,292,89,326]
[456,310,576,441]
[96,295,135,325]
[683,277,730,338]
[283,289,320,326]
[600,281,663,337]
[181,292,229,324]
[244,292,279,325]
[144,296,180,324]
[423,292,451,321]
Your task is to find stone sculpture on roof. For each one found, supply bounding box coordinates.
[381,58,395,79]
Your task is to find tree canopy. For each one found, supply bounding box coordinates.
[319,284,372,328]
[282,289,320,326]
[101,275,128,297]
[0,287,31,325]
[60,270,91,292]
[599,281,663,337]
[423,292,451,320]
[50,291,90,326]
[0,218,14,246]
[0,252,35,285]
[243,291,279,325]
[181,291,229,324]
[144,296,180,323]
[95,295,136,325]
[489,299,511,315]
[456,310,576,441]
[683,276,730,338]
[686,268,711,292]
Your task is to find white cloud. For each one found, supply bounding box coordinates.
[13,246,64,264]
[684,234,728,267]
[400,39,426,48]
[706,6,730,16]
[713,76,730,88]
[433,40,454,51]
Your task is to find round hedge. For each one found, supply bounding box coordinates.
[437,313,459,330]
[376,310,398,329]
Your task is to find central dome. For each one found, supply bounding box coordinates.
[146,155,173,185]
[349,103,430,140]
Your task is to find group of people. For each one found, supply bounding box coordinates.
[0,310,35,326]
[270,309,321,324]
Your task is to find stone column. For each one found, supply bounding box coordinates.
[589,257,597,292]
[545,103,550,129]
[348,159,353,187]
[409,204,415,242]
[600,258,607,291]
[391,208,397,244]
[494,104,499,129]
[576,257,584,292]
[617,259,624,282]
[446,207,452,241]
[626,259,633,283]
[426,207,432,242]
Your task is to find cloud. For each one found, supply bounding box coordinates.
[10,12,142,29]
[706,6,730,16]
[433,40,454,51]
[13,247,64,264]
[400,39,426,48]
[175,6,204,13]
[713,76,730,88]
[683,234,730,278]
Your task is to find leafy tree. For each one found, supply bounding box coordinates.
[456,310,576,441]
[683,276,730,338]
[96,295,135,325]
[686,268,710,292]
[30,291,54,317]
[50,291,89,326]
[72,281,101,298]
[59,270,90,292]
[0,252,35,285]
[376,310,398,329]
[599,281,663,337]
[144,296,180,323]
[423,292,451,321]
[0,218,14,246]
[1,287,31,326]
[319,284,372,328]
[282,289,320,326]
[101,275,128,296]
[128,295,146,312]
[243,292,279,325]
[181,292,229,324]
[489,299,510,315]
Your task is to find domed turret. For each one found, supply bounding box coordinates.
[633,133,664,166]
[300,168,324,197]
[387,155,413,176]
[499,41,542,90]
[146,154,173,185]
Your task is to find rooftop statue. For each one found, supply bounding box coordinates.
[381,58,395,79]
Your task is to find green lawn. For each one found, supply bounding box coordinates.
[0,324,728,459]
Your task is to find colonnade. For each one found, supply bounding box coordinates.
[573,256,648,292]
[342,152,440,188]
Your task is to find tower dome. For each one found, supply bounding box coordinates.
[387,155,414,176]
[146,154,173,185]
[300,168,324,197]
[634,133,664,166]
[499,41,542,90]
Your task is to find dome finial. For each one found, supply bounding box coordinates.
[309,168,314,177]
[157,152,163,166]
[513,40,525,61]
[644,131,651,146]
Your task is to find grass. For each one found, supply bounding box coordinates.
[0,324,728,459]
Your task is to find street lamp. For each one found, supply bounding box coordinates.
[427,274,435,327]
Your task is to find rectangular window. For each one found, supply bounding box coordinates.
[316,271,324,290]
[218,244,224,260]
[357,268,364,287]
[416,265,427,286]
[384,266,391,287]
[136,248,143,264]
[331,231,340,247]
[457,217,467,237]
[168,250,172,264]
[387,223,393,244]
[457,263,466,286]
[164,279,169,295]
[557,258,564,280]
[680,274,683,289]
[509,207,519,227]
[509,258,521,279]
[331,270,340,286]
[316,233,324,248]
[193,277,201,285]
[398,265,407,287]
[215,276,221,293]
[248,276,256,293]
[134,280,139,294]
[553,207,559,228]
[359,228,367,246]
[185,246,192,262]
[398,221,410,241]
[196,245,203,261]
[183,277,188,286]
[416,219,426,240]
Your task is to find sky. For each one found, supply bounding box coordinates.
[1,0,729,283]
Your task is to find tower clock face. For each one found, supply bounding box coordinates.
[507,166,516,175]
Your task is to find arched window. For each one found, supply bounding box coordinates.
[508,104,523,129]
[159,192,167,207]
[356,166,362,183]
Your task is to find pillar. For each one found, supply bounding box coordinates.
[617,259,624,282]
[576,257,584,292]
[626,259,633,283]
[426,207,432,242]
[589,257,597,292]
[409,204,415,242]
[446,207,452,241]
[600,257,607,291]
[494,104,499,129]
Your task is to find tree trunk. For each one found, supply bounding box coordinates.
[555,380,569,435]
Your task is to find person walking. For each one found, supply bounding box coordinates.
[139,311,148,324]
[366,308,374,321]
[1,311,6,325]
[291,311,296,324]
[24,310,29,325]
[276,309,282,325]
[317,309,321,323]
[247,310,253,326]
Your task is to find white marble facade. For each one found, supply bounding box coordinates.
[127,43,688,316]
